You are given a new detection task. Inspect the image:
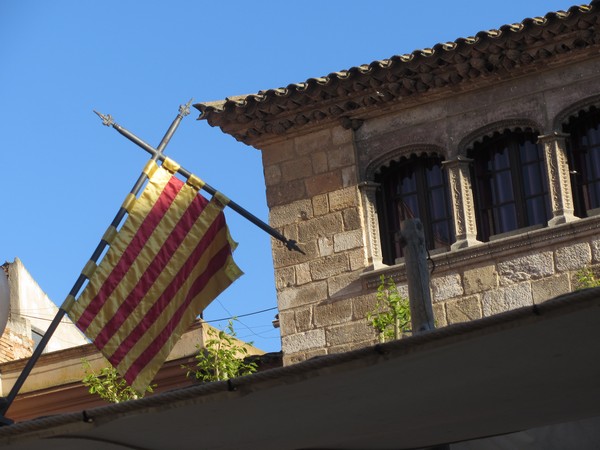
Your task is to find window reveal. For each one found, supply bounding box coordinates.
[376,155,452,264]
[470,130,550,242]
[565,107,600,217]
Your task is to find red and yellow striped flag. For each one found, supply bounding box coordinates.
[67,159,242,392]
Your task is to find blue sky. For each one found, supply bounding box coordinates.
[0,0,580,353]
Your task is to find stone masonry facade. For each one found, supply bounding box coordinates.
[196,4,600,365]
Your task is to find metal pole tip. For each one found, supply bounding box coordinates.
[179,99,193,117]
[93,110,114,127]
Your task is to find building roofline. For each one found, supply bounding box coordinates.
[194,2,598,147]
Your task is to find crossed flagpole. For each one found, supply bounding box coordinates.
[0,100,302,424]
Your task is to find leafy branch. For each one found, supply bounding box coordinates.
[184,320,258,383]
[367,275,411,343]
[81,360,154,403]
[576,267,600,289]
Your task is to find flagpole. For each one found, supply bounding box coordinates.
[93,113,304,255]
[0,101,192,423]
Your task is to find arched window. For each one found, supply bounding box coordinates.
[469,129,550,242]
[375,154,453,265]
[564,107,600,217]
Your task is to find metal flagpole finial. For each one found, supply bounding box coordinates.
[93,110,115,127]
[179,99,193,117]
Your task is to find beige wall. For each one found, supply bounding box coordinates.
[0,258,89,363]
[260,54,600,365]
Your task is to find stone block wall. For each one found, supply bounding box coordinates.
[262,126,383,365]
[264,121,600,364]
[364,218,600,333]
[257,51,600,366]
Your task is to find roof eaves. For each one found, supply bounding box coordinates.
[194,2,598,145]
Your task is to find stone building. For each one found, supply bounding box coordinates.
[196,2,600,364]
[0,258,88,362]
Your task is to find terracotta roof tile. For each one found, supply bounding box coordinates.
[195,2,598,146]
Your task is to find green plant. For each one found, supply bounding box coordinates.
[367,275,411,343]
[185,320,258,383]
[576,267,600,289]
[81,360,154,403]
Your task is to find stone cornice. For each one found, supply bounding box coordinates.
[195,3,599,148]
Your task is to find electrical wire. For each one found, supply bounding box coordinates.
[203,306,277,323]
[212,300,276,339]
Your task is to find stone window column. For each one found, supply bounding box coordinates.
[538,132,577,226]
[442,157,481,250]
[358,181,384,268]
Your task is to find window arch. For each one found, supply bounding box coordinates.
[468,129,550,242]
[375,153,453,264]
[563,106,600,217]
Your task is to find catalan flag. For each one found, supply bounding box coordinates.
[67,158,242,392]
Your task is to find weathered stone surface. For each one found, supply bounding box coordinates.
[295,306,313,332]
[261,140,295,165]
[498,252,554,286]
[555,242,591,272]
[342,166,357,187]
[275,266,295,290]
[283,348,327,366]
[272,239,318,268]
[282,328,326,353]
[266,179,307,207]
[304,348,328,359]
[482,283,532,316]
[278,281,328,310]
[314,299,353,327]
[463,265,498,295]
[446,295,482,325]
[305,171,344,197]
[348,248,368,271]
[532,274,571,304]
[294,129,331,155]
[391,283,409,298]
[317,236,334,257]
[297,213,344,242]
[331,125,352,146]
[281,157,313,181]
[325,321,376,347]
[269,199,313,228]
[334,229,363,252]
[342,208,362,231]
[295,262,312,286]
[591,239,600,263]
[278,310,296,335]
[312,194,329,216]
[328,186,358,211]
[327,271,364,298]
[263,164,281,186]
[352,293,379,320]
[431,273,464,302]
[328,143,355,170]
[311,152,328,174]
[432,302,447,327]
[309,254,349,280]
[326,344,355,355]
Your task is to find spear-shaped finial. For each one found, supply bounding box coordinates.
[93,110,115,127]
[179,98,193,117]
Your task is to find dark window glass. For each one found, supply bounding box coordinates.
[565,107,600,216]
[469,130,550,242]
[376,155,453,264]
